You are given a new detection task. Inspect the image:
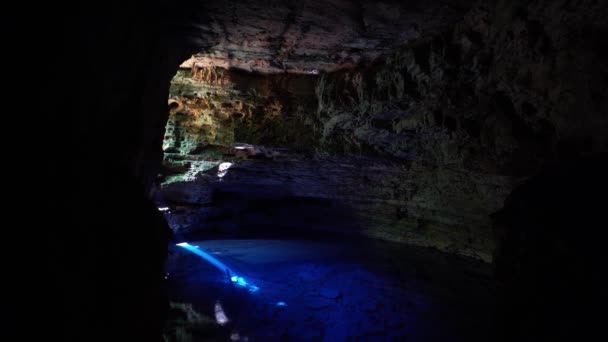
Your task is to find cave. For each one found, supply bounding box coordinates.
[29,0,608,341]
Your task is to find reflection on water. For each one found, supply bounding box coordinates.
[214,301,230,325]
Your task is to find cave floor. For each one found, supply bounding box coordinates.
[166,238,495,341]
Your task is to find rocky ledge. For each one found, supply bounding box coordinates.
[159,145,510,262]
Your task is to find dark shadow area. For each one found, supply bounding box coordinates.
[22,2,192,341]
[163,153,367,243]
[494,154,608,341]
[180,183,361,241]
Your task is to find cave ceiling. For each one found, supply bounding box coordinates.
[175,0,474,74]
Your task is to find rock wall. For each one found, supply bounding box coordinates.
[177,0,474,74]
[162,0,607,262]
[317,0,608,164]
[306,0,608,261]
[165,66,317,153]
[164,1,608,261]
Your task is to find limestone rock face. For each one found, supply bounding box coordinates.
[162,146,510,262]
[302,0,608,260]
[164,67,317,156]
[316,0,608,170]
[177,0,474,74]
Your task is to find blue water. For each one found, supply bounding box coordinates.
[167,239,495,341]
[176,242,258,292]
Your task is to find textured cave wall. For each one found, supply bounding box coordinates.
[161,64,510,260]
[161,65,319,184]
[178,0,475,74]
[165,66,317,153]
[305,0,608,261]
[160,0,608,263]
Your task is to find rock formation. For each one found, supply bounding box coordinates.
[162,0,608,263]
[177,0,475,74]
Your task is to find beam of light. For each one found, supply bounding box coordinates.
[276,301,287,306]
[214,301,229,325]
[176,242,259,292]
[176,242,234,275]
[158,207,170,212]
